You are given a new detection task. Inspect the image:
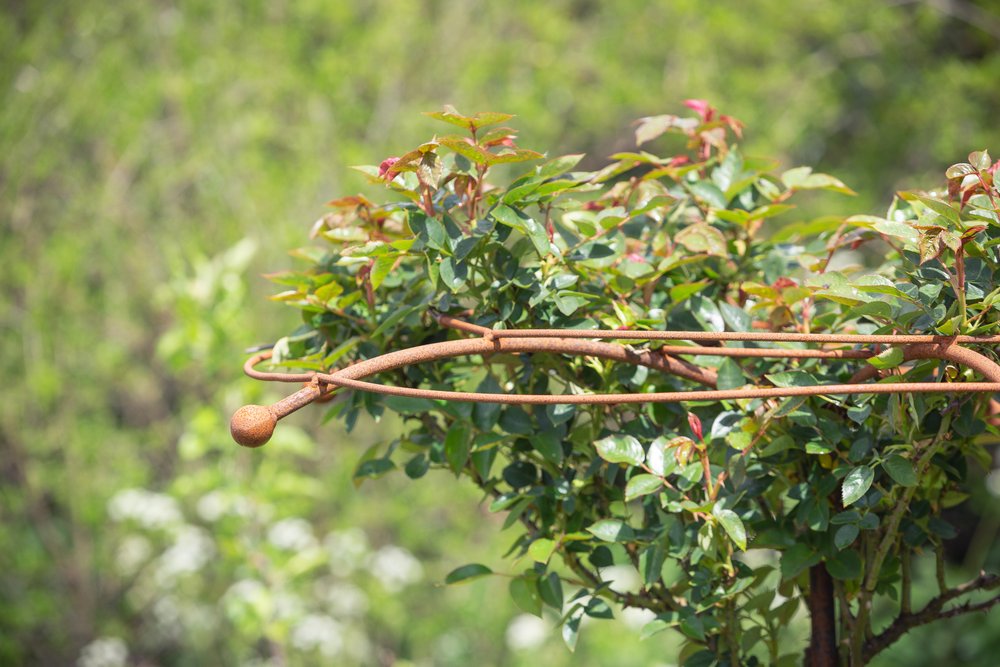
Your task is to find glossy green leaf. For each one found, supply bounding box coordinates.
[445,563,493,584]
[528,538,557,563]
[510,576,542,617]
[826,550,862,580]
[882,454,917,487]
[714,505,747,551]
[834,524,859,550]
[444,422,471,474]
[675,222,727,256]
[842,466,875,506]
[594,434,645,466]
[716,357,745,390]
[539,572,563,609]
[586,519,634,543]
[781,543,821,580]
[625,474,664,501]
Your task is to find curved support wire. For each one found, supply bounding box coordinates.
[230,316,1000,447]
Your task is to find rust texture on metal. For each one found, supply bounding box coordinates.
[230,314,1000,446]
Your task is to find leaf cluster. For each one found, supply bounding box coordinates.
[263,104,1000,664]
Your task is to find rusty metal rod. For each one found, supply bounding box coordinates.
[471,329,1000,345]
[432,314,1000,345]
[231,317,1000,446]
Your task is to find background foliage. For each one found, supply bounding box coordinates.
[2,1,1000,665]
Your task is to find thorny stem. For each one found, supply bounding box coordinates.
[851,418,950,665]
[901,549,912,615]
[935,542,948,595]
[699,448,717,501]
[863,572,1000,662]
[977,172,1000,212]
[955,245,968,327]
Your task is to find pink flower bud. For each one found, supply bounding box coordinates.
[687,412,704,442]
[772,277,798,290]
[378,157,400,181]
[683,99,714,122]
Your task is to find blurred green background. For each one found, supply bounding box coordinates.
[3,1,1000,665]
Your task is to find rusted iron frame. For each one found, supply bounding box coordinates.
[231,316,1000,446]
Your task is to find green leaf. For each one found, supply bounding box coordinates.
[472,377,503,430]
[640,612,681,640]
[486,148,544,166]
[528,538,557,563]
[445,422,471,474]
[625,474,664,501]
[675,222,727,256]
[882,454,917,487]
[842,466,874,506]
[713,505,748,551]
[438,135,493,164]
[491,203,551,257]
[594,434,645,466]
[445,563,493,584]
[904,193,962,225]
[353,457,395,482]
[765,370,818,387]
[586,519,634,543]
[634,114,691,145]
[867,347,904,370]
[969,150,992,171]
[539,572,564,609]
[404,454,429,479]
[781,543,821,580]
[782,166,856,195]
[719,302,751,332]
[562,605,585,651]
[946,162,977,179]
[716,357,745,390]
[834,524,859,550]
[536,154,585,179]
[510,576,542,617]
[645,436,676,477]
[639,542,666,588]
[424,107,513,131]
[688,182,728,209]
[533,430,564,465]
[826,550,862,580]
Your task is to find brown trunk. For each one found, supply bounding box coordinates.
[807,564,838,667]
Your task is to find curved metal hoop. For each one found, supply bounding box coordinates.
[230,317,1000,446]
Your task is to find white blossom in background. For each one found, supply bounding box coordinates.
[505,614,549,651]
[291,614,344,657]
[368,545,423,592]
[150,596,183,642]
[154,526,214,585]
[114,535,152,575]
[268,517,318,551]
[319,581,369,618]
[107,488,182,529]
[337,624,374,664]
[195,490,226,522]
[223,579,272,623]
[77,637,128,667]
[600,564,641,593]
[620,606,657,630]
[324,528,370,576]
[986,469,1000,497]
[274,591,306,621]
[197,491,253,522]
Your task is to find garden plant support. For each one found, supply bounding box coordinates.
[230,314,1000,666]
[231,313,1000,448]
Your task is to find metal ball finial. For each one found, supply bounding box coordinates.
[230,404,276,447]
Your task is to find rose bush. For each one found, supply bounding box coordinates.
[253,103,1000,665]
